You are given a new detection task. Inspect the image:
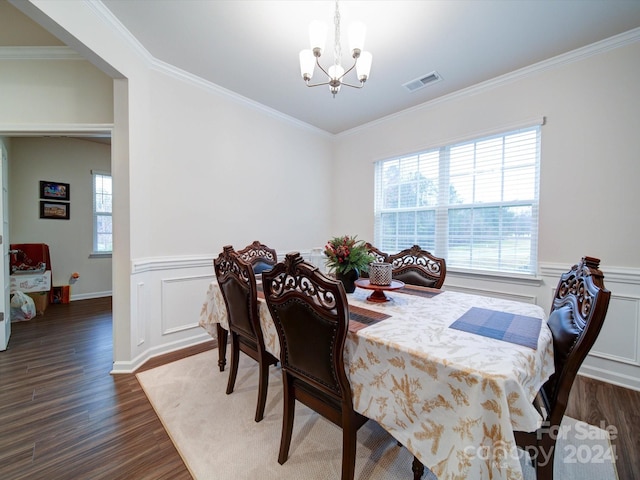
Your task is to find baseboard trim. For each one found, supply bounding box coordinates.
[579,364,640,392]
[111,333,212,374]
[71,291,112,301]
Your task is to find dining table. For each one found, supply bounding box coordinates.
[199,277,554,480]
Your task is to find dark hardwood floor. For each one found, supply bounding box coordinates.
[0,297,212,480]
[0,298,637,479]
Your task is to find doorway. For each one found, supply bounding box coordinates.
[0,133,112,351]
[1,142,9,350]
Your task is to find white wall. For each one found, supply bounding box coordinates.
[10,0,334,371]
[333,40,640,269]
[333,36,640,389]
[9,137,112,299]
[0,59,113,125]
[133,69,333,259]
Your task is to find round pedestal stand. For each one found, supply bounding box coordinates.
[354,279,405,302]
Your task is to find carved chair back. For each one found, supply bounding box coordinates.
[214,245,261,342]
[360,243,389,279]
[387,245,446,288]
[263,252,351,403]
[213,245,277,422]
[513,256,611,480]
[236,240,278,274]
[263,252,368,480]
[542,256,611,425]
[364,242,389,263]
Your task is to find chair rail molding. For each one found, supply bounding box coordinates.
[540,262,640,285]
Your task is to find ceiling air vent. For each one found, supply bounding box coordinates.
[403,71,442,92]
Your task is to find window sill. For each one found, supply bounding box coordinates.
[447,268,543,287]
[89,252,112,259]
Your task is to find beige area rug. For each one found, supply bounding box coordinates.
[137,350,618,480]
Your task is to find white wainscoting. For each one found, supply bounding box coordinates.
[539,263,640,391]
[445,262,640,391]
[111,255,216,373]
[113,254,640,391]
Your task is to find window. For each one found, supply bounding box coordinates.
[374,125,540,275]
[92,171,112,254]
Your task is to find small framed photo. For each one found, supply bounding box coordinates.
[40,181,70,201]
[40,201,70,220]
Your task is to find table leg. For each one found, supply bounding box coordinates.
[217,323,228,371]
[412,456,424,480]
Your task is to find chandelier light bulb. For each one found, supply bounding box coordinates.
[299,50,316,80]
[348,21,366,55]
[328,64,345,81]
[309,20,327,54]
[356,51,373,82]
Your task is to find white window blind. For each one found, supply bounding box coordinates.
[92,171,112,253]
[374,125,541,275]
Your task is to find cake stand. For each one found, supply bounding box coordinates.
[354,278,405,303]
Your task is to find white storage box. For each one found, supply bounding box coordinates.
[10,270,51,294]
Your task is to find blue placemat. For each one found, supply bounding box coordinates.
[449,307,542,349]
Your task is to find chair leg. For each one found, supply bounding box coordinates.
[278,374,295,465]
[216,324,228,371]
[341,419,358,480]
[254,357,270,422]
[412,456,424,480]
[535,440,555,480]
[226,334,240,395]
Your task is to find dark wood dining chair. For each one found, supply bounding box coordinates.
[387,245,446,288]
[262,252,369,480]
[236,240,278,274]
[213,245,278,422]
[360,242,389,279]
[514,256,611,480]
[365,242,389,263]
[410,256,612,480]
[409,256,611,480]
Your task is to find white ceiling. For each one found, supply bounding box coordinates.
[55,1,640,134]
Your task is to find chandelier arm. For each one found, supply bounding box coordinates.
[304,80,332,88]
[339,81,365,89]
[336,59,357,81]
[315,57,332,79]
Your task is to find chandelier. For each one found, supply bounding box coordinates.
[299,0,372,97]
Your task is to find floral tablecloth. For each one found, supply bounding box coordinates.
[199,281,554,480]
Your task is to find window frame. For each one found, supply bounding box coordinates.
[374,123,541,277]
[92,170,113,256]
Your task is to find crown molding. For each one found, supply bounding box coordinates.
[338,26,640,139]
[6,4,638,140]
[147,57,331,139]
[0,46,83,60]
[86,0,331,139]
[0,123,112,136]
[84,0,155,65]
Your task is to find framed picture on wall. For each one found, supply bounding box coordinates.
[40,180,70,201]
[40,201,70,220]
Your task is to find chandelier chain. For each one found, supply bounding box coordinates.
[333,0,341,68]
